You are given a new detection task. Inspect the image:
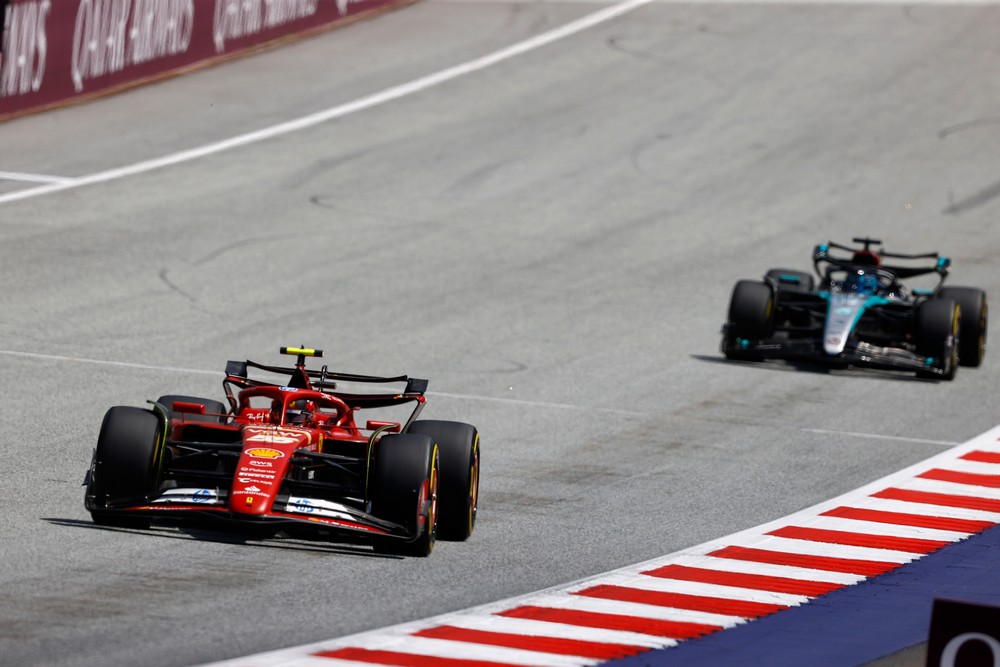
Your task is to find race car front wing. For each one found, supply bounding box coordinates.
[83,484,422,540]
[722,333,945,375]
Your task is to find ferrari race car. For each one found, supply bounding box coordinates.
[721,238,988,380]
[83,347,480,557]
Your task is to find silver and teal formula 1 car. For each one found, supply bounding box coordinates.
[721,238,987,380]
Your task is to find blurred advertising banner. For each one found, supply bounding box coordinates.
[0,0,410,120]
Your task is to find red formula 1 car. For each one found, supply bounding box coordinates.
[83,347,481,557]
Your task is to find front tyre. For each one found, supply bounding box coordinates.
[915,299,959,381]
[723,280,775,361]
[408,421,480,541]
[937,287,988,367]
[85,406,163,527]
[370,434,439,557]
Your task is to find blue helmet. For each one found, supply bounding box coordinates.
[846,270,878,293]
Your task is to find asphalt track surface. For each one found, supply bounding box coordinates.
[1,2,999,666]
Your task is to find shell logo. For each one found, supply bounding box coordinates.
[246,448,284,459]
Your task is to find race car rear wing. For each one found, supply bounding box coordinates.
[814,239,951,281]
[224,359,428,394]
[221,349,429,422]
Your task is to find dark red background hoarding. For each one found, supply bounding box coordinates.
[0,0,412,120]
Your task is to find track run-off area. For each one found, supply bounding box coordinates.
[1,1,999,666]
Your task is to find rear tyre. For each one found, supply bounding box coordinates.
[937,287,988,367]
[723,280,775,361]
[86,407,162,528]
[408,421,480,541]
[914,299,959,381]
[155,395,229,423]
[765,268,815,294]
[370,434,439,557]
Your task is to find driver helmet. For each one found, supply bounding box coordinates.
[286,400,316,425]
[847,270,878,293]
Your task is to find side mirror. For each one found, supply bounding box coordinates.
[225,360,248,378]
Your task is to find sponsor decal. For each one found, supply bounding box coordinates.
[248,459,273,467]
[291,498,314,513]
[286,497,356,520]
[213,0,319,53]
[192,489,214,503]
[246,432,300,445]
[129,0,194,65]
[236,470,276,481]
[245,447,284,459]
[71,0,195,92]
[154,488,223,505]
[1,0,50,98]
[232,486,269,497]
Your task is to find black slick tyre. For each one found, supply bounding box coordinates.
[937,287,988,367]
[914,299,959,381]
[155,395,228,423]
[407,420,480,541]
[86,406,162,527]
[370,434,439,557]
[723,280,775,361]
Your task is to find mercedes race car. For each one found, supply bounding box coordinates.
[721,238,988,380]
[83,347,480,557]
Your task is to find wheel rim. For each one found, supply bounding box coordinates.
[946,305,960,375]
[428,448,439,543]
[468,440,480,533]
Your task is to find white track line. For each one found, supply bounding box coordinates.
[429,390,646,416]
[8,349,963,431]
[0,0,652,207]
[0,348,638,415]
[0,170,74,184]
[802,427,959,447]
[0,349,220,375]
